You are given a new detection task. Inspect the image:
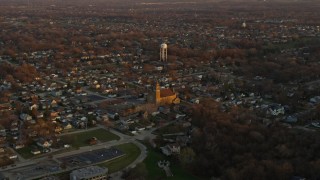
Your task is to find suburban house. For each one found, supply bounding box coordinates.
[13,143,25,150]
[176,136,190,147]
[62,122,73,130]
[20,113,32,121]
[31,148,41,155]
[36,138,53,148]
[160,144,181,156]
[0,125,6,136]
[29,104,38,110]
[268,104,285,116]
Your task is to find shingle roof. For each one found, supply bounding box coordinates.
[160,89,175,98]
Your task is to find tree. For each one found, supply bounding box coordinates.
[60,162,67,170]
[316,104,320,120]
[102,119,114,130]
[179,147,196,166]
[5,74,15,84]
[14,101,23,114]
[189,99,320,179]
[31,108,38,119]
[142,64,154,74]
[3,48,16,58]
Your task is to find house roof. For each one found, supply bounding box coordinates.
[160,89,175,98]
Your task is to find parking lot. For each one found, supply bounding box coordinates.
[58,147,124,168]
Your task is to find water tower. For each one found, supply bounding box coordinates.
[160,43,168,62]
[242,21,247,28]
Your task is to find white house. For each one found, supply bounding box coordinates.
[160,144,181,156]
[20,113,32,121]
[36,138,53,148]
[268,104,285,116]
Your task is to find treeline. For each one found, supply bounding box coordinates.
[233,58,320,83]
[0,63,38,83]
[189,99,320,179]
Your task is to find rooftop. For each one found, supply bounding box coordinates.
[70,166,108,179]
[160,89,175,98]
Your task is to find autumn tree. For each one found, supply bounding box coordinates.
[179,147,196,167]
[189,99,320,179]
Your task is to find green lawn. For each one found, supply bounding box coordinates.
[15,146,34,159]
[143,145,201,180]
[99,143,141,173]
[143,146,167,179]
[60,128,120,148]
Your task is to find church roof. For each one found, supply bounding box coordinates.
[160,89,175,98]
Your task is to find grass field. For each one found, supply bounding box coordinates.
[60,128,120,148]
[99,143,141,173]
[15,146,34,159]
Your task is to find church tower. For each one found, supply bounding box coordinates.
[155,82,161,104]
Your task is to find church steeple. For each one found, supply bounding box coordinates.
[155,82,160,104]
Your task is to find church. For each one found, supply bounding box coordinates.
[149,82,180,105]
